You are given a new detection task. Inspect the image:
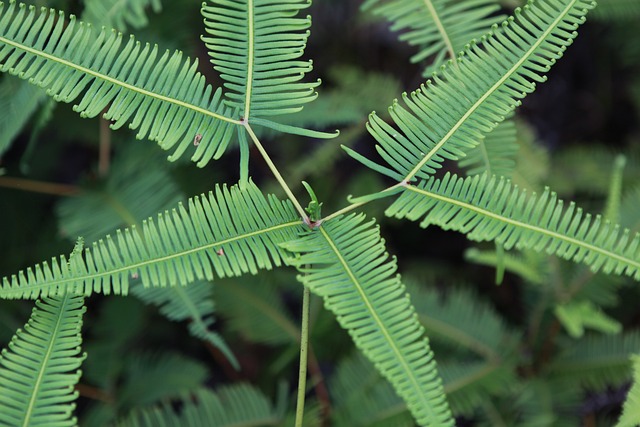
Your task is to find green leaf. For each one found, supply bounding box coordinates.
[216,277,299,346]
[458,119,518,178]
[282,214,454,427]
[114,385,281,427]
[330,352,413,427]
[349,0,595,182]
[616,354,640,427]
[201,0,319,120]
[0,293,86,427]
[56,144,183,244]
[82,0,162,32]
[118,351,209,410]
[131,281,238,369]
[0,74,45,156]
[554,300,622,338]
[362,0,504,75]
[387,173,640,280]
[550,331,640,390]
[1,180,304,299]
[0,0,238,167]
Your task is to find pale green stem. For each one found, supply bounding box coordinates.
[318,201,368,225]
[243,123,310,224]
[294,285,311,427]
[318,182,405,225]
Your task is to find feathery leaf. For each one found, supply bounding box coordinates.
[201,0,319,120]
[615,354,640,427]
[459,118,518,177]
[131,281,238,369]
[82,0,162,31]
[283,214,454,427]
[0,74,45,155]
[347,0,595,182]
[362,0,504,75]
[114,385,280,427]
[1,181,303,299]
[387,173,640,279]
[0,294,85,427]
[0,0,237,167]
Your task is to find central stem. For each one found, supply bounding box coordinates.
[295,285,311,427]
[243,123,310,224]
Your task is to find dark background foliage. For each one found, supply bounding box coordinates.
[1,0,640,425]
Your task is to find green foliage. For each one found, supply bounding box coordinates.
[1,180,302,298]
[361,0,505,75]
[82,0,162,31]
[0,293,86,427]
[283,214,453,426]
[346,0,594,181]
[0,0,639,425]
[616,354,640,427]
[114,385,282,427]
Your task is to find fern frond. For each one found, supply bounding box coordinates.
[331,352,414,427]
[130,281,238,369]
[362,0,504,75]
[1,181,303,299]
[346,0,595,182]
[201,0,320,122]
[554,300,621,338]
[216,277,299,345]
[0,293,85,427]
[464,247,547,284]
[616,354,640,427]
[118,351,209,410]
[440,360,517,416]
[387,173,640,279]
[82,0,162,31]
[406,282,518,359]
[114,385,280,427]
[57,144,183,243]
[0,1,237,167]
[592,0,640,20]
[282,214,454,427]
[0,75,45,155]
[550,331,640,390]
[458,119,518,177]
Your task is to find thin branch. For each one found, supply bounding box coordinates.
[0,176,79,196]
[98,114,111,177]
[243,122,310,224]
[294,285,311,427]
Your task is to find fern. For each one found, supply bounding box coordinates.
[56,144,183,243]
[0,181,303,298]
[387,172,640,279]
[592,0,640,21]
[346,0,595,182]
[201,0,318,120]
[0,1,237,166]
[130,281,238,369]
[550,331,640,390]
[0,293,85,427]
[82,0,162,31]
[283,214,454,427]
[459,118,518,177]
[215,277,300,346]
[440,360,517,416]
[406,282,518,359]
[615,354,640,427]
[0,74,44,155]
[114,385,281,427]
[361,0,505,75]
[330,352,413,427]
[117,351,209,411]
